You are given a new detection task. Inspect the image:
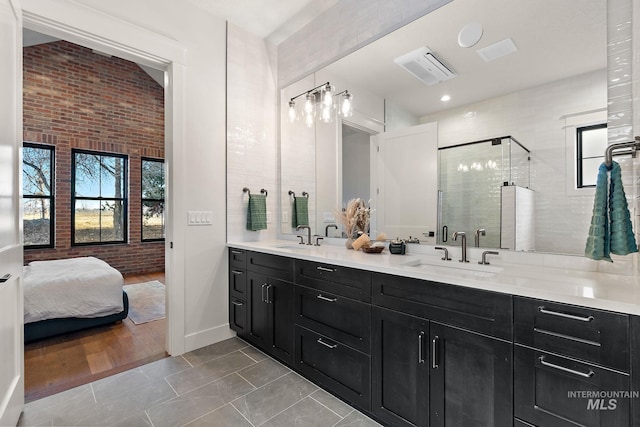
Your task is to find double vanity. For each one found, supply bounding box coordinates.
[227,241,640,427]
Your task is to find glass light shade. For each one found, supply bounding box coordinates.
[341,92,353,117]
[322,84,334,107]
[305,113,314,128]
[304,93,315,115]
[320,105,332,123]
[288,101,297,123]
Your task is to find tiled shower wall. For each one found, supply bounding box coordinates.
[226,24,279,242]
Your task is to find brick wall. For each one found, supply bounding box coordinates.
[23,41,165,275]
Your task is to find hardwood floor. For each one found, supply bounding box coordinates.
[24,271,167,403]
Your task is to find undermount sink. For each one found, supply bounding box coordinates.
[274,244,312,251]
[402,257,503,278]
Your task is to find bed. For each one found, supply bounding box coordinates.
[24,256,129,342]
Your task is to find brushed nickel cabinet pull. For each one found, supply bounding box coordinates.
[316,266,336,273]
[232,270,244,275]
[539,356,595,378]
[232,301,244,306]
[316,294,338,302]
[231,250,243,254]
[317,338,338,349]
[418,331,426,364]
[261,283,267,303]
[538,307,594,322]
[0,274,11,283]
[266,284,272,304]
[432,336,439,369]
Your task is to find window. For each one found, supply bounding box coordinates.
[72,150,127,245]
[141,158,165,241]
[23,143,55,248]
[577,123,607,188]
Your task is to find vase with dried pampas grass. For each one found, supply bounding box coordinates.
[335,198,371,249]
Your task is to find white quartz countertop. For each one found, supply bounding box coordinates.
[227,240,640,315]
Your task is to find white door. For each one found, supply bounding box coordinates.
[370,122,438,242]
[0,0,24,425]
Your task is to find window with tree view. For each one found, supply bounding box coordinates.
[72,150,127,245]
[23,143,54,248]
[142,158,165,241]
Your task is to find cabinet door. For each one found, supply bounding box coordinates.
[514,345,630,427]
[246,271,270,350]
[430,323,512,427]
[268,277,294,365]
[229,298,247,335]
[372,307,429,427]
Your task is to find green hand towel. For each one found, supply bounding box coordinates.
[609,162,638,256]
[585,162,611,261]
[246,194,267,231]
[291,196,309,228]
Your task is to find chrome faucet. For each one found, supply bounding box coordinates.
[474,228,486,247]
[479,250,499,265]
[452,231,469,263]
[434,246,451,261]
[296,225,312,245]
[325,224,338,237]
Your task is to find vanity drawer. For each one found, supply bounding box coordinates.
[514,297,629,372]
[514,345,630,427]
[229,268,247,299]
[295,325,371,411]
[247,251,294,281]
[229,298,247,335]
[372,272,512,340]
[294,285,371,354]
[229,248,246,269]
[295,259,371,302]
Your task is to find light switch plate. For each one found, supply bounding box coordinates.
[188,211,213,226]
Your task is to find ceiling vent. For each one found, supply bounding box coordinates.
[394,46,457,86]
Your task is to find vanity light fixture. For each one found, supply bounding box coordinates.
[288,81,353,127]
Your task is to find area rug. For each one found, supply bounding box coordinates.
[122,280,166,325]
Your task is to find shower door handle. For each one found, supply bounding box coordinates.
[442,226,448,242]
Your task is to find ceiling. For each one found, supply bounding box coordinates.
[323,0,607,117]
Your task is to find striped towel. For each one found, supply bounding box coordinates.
[292,196,309,228]
[246,194,267,231]
[585,161,637,261]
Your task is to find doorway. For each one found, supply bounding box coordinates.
[20,14,182,400]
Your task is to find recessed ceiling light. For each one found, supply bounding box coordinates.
[458,23,483,48]
[440,94,451,102]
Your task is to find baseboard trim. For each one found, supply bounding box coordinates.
[184,323,235,353]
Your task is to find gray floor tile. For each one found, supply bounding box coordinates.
[165,351,256,395]
[92,368,156,401]
[111,411,154,427]
[183,403,252,427]
[240,345,268,362]
[238,357,291,388]
[138,355,191,380]
[182,337,248,366]
[260,396,342,427]
[147,373,255,427]
[19,385,96,427]
[310,389,354,418]
[231,372,318,426]
[333,411,382,427]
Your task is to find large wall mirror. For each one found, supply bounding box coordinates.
[280,0,618,256]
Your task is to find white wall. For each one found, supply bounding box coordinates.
[421,69,608,254]
[22,0,231,353]
[227,24,279,242]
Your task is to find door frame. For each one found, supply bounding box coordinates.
[20,2,188,355]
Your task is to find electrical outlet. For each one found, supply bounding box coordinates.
[282,211,289,223]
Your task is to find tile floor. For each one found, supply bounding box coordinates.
[18,337,381,427]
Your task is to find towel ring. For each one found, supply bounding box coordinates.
[302,191,309,198]
[288,190,295,198]
[260,188,268,197]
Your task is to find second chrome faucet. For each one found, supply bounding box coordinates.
[452,231,469,263]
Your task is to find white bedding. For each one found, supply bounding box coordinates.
[24,256,124,324]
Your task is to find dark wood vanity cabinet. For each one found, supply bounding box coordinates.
[514,296,632,427]
[229,249,294,366]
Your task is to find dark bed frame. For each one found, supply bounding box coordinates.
[24,290,129,343]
